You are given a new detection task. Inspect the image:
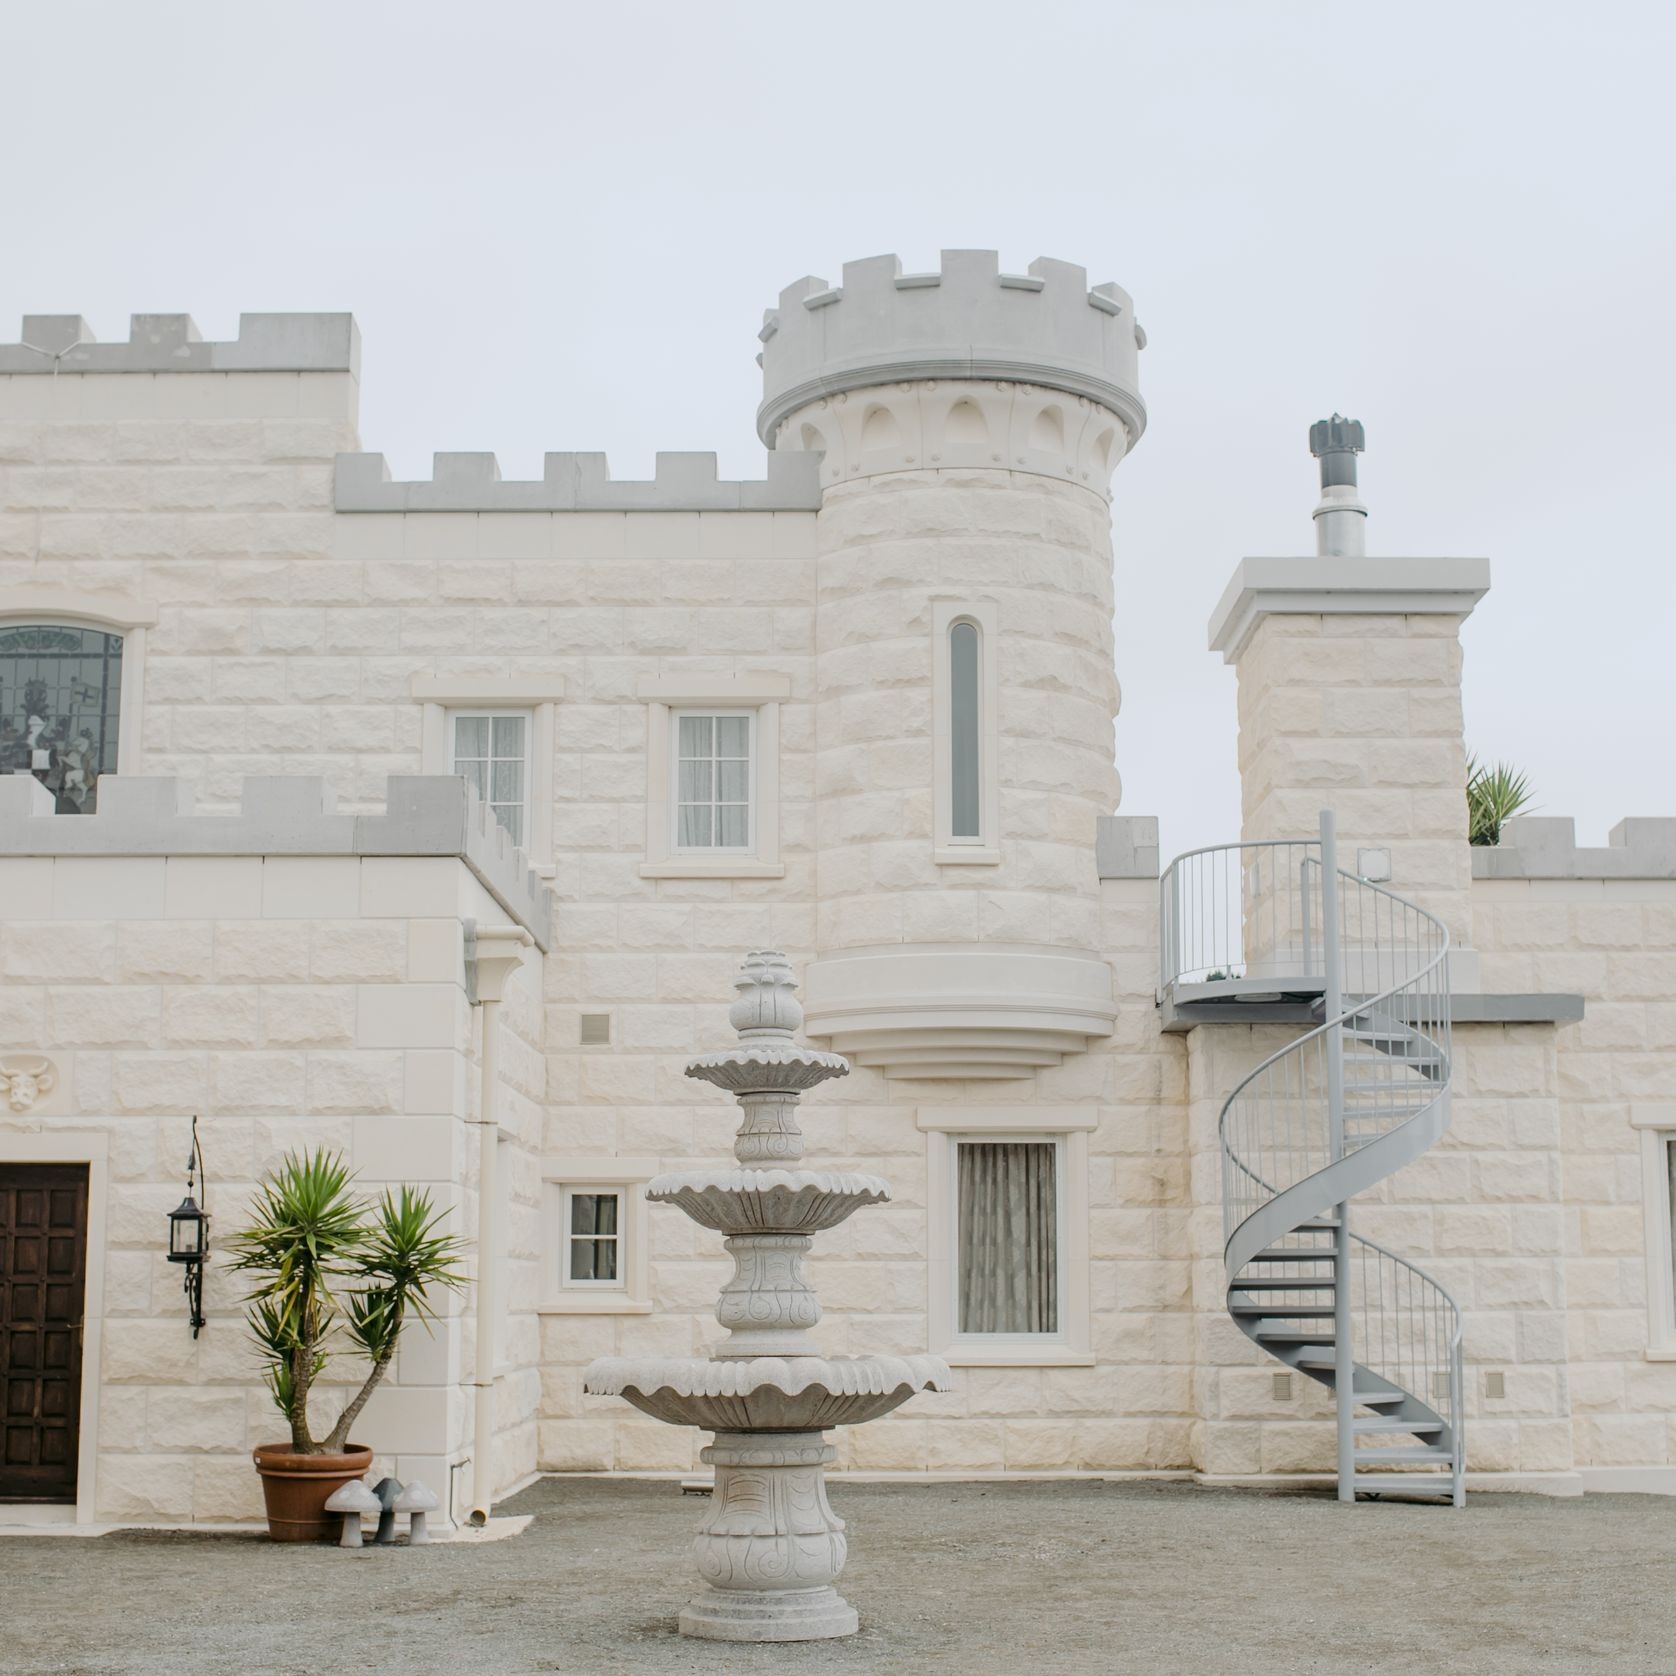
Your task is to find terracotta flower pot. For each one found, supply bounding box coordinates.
[252,1443,375,1542]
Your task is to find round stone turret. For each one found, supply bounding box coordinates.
[760,252,1138,1075]
[758,250,1146,496]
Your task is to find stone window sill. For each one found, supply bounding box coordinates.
[934,846,1001,867]
[1644,1348,1676,1362]
[941,1348,1096,1368]
[538,1297,654,1316]
[640,859,785,879]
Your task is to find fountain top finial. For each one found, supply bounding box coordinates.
[729,950,803,1042]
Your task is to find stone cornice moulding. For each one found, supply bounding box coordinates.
[1473,816,1676,880]
[0,312,359,377]
[335,449,823,513]
[0,585,158,630]
[635,672,792,704]
[1207,556,1492,662]
[410,673,567,704]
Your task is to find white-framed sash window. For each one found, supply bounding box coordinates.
[674,710,753,852]
[638,674,788,880]
[932,600,1000,864]
[451,709,531,847]
[920,1107,1093,1367]
[411,674,563,871]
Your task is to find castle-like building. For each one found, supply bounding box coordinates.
[1,253,1672,1526]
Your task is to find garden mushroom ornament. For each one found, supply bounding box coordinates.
[373,1476,403,1544]
[324,1480,381,1549]
[394,1479,439,1544]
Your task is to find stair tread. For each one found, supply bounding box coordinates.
[1256,1329,1336,1343]
[1248,1250,1336,1263]
[1232,1303,1336,1316]
[1351,1391,1407,1405]
[1231,1277,1337,1289]
[1353,1446,1453,1463]
[1354,1418,1444,1434]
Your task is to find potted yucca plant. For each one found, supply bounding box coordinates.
[228,1150,464,1541]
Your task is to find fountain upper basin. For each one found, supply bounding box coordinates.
[648,1168,890,1233]
[583,1353,950,1431]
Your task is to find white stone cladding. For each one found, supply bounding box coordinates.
[0,832,537,1523]
[3,267,1676,1518]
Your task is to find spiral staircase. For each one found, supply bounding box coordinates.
[1161,812,1465,1504]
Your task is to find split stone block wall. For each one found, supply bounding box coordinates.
[1474,868,1676,1487]
[1234,612,1473,943]
[0,844,540,1522]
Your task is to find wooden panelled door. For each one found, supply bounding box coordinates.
[0,1165,89,1501]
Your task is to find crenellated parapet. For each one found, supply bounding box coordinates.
[756,251,1146,490]
[1472,816,1676,880]
[334,449,822,512]
[0,773,550,947]
[0,313,359,375]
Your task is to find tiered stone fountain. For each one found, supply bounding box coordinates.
[584,951,949,1642]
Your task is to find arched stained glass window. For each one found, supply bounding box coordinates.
[949,619,981,839]
[0,624,123,813]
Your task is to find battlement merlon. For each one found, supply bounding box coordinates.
[0,313,360,377]
[335,448,822,512]
[1472,816,1676,881]
[755,251,1146,449]
[0,773,549,949]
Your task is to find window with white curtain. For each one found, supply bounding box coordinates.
[674,710,752,851]
[450,709,531,846]
[955,1138,1061,1336]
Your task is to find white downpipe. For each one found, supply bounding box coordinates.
[462,921,531,1530]
[469,993,503,1527]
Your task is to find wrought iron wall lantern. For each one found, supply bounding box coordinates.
[167,1116,209,1337]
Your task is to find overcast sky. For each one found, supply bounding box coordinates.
[5,1,1671,862]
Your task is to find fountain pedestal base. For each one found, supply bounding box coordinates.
[682,1430,857,1642]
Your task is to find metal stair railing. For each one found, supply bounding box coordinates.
[1208,809,1463,1505]
[1158,838,1324,995]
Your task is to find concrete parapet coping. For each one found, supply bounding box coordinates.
[1095,815,1159,879]
[0,313,359,377]
[334,449,823,513]
[1472,816,1676,880]
[0,773,550,949]
[1208,556,1492,661]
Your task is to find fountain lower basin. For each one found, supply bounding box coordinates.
[584,1352,948,1431]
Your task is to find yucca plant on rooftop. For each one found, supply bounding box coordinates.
[1466,754,1536,847]
[227,1150,464,1454]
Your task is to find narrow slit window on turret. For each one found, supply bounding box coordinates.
[949,620,981,839]
[931,601,999,863]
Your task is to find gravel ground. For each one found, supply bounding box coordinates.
[4,1477,1673,1676]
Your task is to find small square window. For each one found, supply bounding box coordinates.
[562,1187,624,1290]
[451,709,531,847]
